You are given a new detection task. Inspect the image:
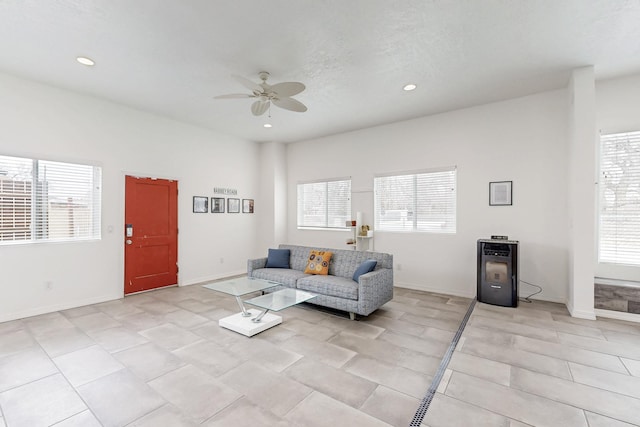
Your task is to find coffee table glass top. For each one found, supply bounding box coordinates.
[245,288,316,312]
[202,277,279,296]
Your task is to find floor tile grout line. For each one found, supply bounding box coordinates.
[409,298,476,427]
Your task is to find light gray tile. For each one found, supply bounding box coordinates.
[512,335,628,374]
[0,328,37,358]
[448,351,511,386]
[470,314,559,342]
[95,300,144,319]
[34,327,94,358]
[0,348,58,392]
[436,368,452,394]
[422,326,456,344]
[446,371,588,427]
[0,374,86,427]
[279,334,357,368]
[51,410,101,427]
[463,325,515,346]
[60,305,99,319]
[603,330,640,346]
[149,365,241,423]
[173,340,244,377]
[119,311,165,331]
[190,321,248,346]
[176,298,216,313]
[280,317,338,341]
[423,393,510,427]
[203,397,290,427]
[557,332,640,360]
[136,300,181,315]
[284,358,377,408]
[569,362,640,399]
[138,323,202,351]
[510,366,640,425]
[378,329,449,358]
[344,355,432,399]
[127,403,199,427]
[69,312,122,333]
[24,312,75,336]
[114,342,185,382]
[622,357,640,377]
[360,385,419,427]
[366,315,426,336]
[227,337,302,373]
[0,319,23,334]
[584,411,639,427]
[320,316,386,339]
[53,345,124,387]
[284,391,391,427]
[88,326,148,353]
[162,309,209,329]
[77,369,165,427]
[219,361,312,418]
[460,337,572,380]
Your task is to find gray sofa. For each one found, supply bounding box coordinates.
[247,244,393,319]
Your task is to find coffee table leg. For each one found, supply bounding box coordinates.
[235,296,252,317]
[251,309,270,323]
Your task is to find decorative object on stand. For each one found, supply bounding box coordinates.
[489,181,512,206]
[227,198,240,213]
[243,199,254,213]
[211,197,225,213]
[193,196,208,213]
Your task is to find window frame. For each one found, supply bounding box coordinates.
[296,177,352,230]
[374,166,457,234]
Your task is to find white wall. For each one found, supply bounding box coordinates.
[595,72,640,283]
[0,72,260,322]
[287,90,570,301]
[256,142,287,256]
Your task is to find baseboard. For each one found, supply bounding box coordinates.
[0,293,123,323]
[394,281,475,299]
[566,301,596,320]
[180,270,246,287]
[595,308,640,324]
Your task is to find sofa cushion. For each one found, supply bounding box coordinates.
[297,275,359,300]
[353,259,377,282]
[303,250,333,275]
[265,248,290,269]
[251,268,308,288]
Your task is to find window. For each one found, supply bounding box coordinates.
[374,167,456,233]
[297,178,351,229]
[598,131,640,266]
[0,155,101,243]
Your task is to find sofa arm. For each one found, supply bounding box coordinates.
[357,268,394,316]
[247,257,267,277]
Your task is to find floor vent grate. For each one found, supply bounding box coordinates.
[409,298,476,427]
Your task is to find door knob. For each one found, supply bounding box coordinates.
[126,239,132,245]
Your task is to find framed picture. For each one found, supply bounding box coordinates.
[243,199,254,213]
[211,197,225,213]
[193,196,208,213]
[489,181,512,206]
[227,198,240,213]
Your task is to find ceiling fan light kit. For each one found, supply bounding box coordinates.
[215,71,307,116]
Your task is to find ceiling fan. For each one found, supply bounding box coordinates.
[214,71,307,116]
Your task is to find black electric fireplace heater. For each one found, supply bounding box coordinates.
[477,239,519,307]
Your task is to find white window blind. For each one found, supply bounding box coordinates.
[0,155,101,243]
[599,131,640,266]
[374,167,456,233]
[297,179,351,228]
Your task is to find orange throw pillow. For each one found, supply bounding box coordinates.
[304,250,333,275]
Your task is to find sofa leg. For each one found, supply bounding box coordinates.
[349,312,356,321]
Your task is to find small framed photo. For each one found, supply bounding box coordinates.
[489,181,512,206]
[243,199,254,213]
[211,197,225,213]
[227,198,240,213]
[193,196,208,213]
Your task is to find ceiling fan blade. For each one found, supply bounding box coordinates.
[232,75,262,93]
[270,82,305,97]
[251,100,270,116]
[272,97,307,113]
[214,93,253,99]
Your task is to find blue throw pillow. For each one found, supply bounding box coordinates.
[353,259,377,282]
[265,248,290,269]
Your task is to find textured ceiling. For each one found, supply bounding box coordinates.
[1,1,640,143]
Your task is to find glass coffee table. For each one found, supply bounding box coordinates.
[202,277,316,337]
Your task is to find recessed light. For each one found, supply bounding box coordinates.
[403,83,417,91]
[263,123,273,128]
[76,56,95,66]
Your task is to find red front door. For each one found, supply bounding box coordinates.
[124,176,178,294]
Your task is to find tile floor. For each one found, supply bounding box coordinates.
[0,284,639,426]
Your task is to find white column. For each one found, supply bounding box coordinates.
[566,66,597,319]
[257,142,287,253]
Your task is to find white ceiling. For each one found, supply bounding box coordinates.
[1,1,640,143]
